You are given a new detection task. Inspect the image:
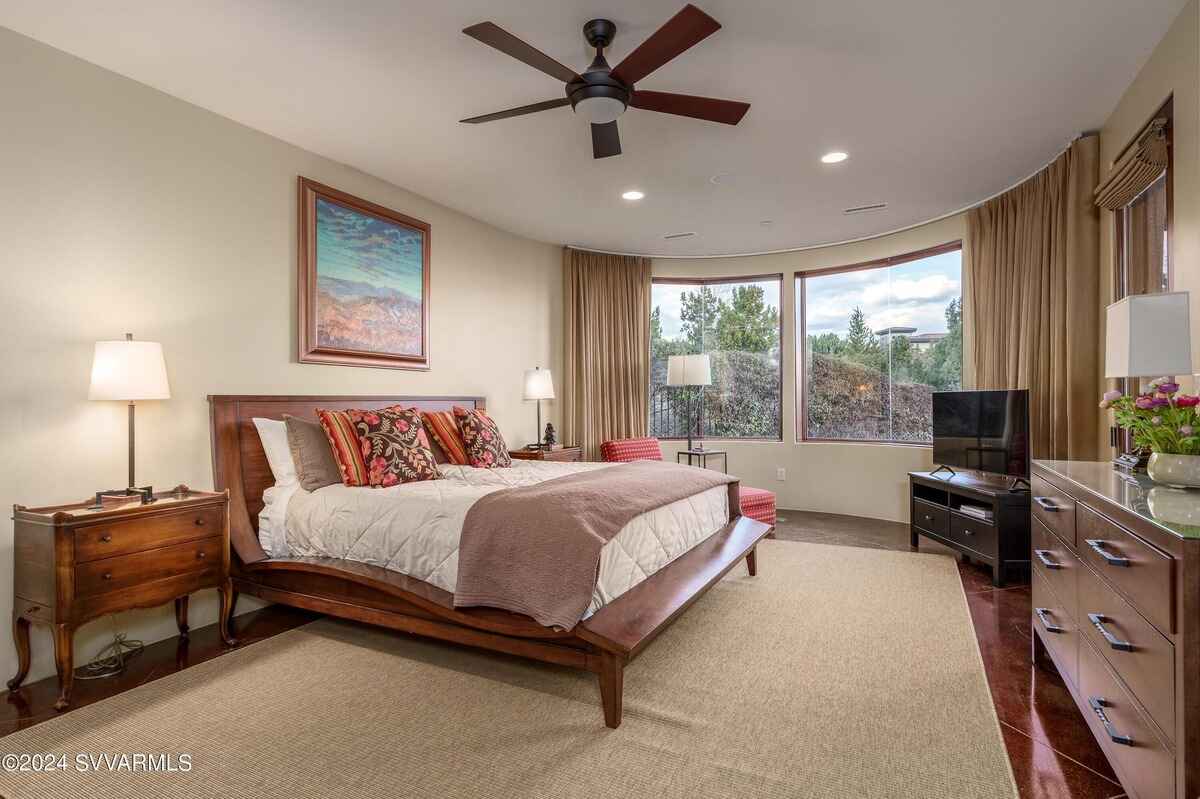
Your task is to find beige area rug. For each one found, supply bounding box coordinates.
[0,540,1016,798]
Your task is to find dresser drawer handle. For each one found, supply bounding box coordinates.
[102,572,113,581]
[1033,549,1061,570]
[1033,496,1060,512]
[196,551,207,560]
[100,534,113,543]
[1034,607,1065,634]
[1087,613,1135,652]
[194,517,206,526]
[1088,696,1134,746]
[1085,539,1131,567]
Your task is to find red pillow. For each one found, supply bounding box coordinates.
[316,408,373,487]
[351,407,440,486]
[421,410,470,465]
[452,407,512,468]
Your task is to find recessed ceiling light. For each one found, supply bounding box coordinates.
[821,151,849,164]
[759,220,774,228]
[622,190,644,201]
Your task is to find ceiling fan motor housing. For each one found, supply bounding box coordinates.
[568,21,629,124]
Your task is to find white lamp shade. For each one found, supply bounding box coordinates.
[523,367,555,401]
[1105,292,1193,378]
[666,354,713,386]
[88,339,171,401]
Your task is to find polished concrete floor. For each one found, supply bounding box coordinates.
[1,512,1125,798]
[773,510,1126,799]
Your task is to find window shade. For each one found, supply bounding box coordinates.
[1094,118,1168,210]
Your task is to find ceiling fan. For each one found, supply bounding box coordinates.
[459,4,750,159]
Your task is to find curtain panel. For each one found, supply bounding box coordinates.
[967,136,1101,461]
[562,248,652,459]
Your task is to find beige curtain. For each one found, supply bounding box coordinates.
[1124,175,1168,296]
[562,247,652,459]
[967,136,1100,461]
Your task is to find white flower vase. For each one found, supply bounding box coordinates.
[1147,453,1200,489]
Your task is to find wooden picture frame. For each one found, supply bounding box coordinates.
[297,177,431,370]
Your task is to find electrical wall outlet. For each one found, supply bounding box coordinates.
[776,467,786,481]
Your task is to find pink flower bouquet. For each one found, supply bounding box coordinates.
[1101,378,1200,455]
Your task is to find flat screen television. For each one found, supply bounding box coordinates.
[932,390,1030,479]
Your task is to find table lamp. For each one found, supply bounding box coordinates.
[667,353,712,451]
[1105,291,1192,469]
[88,333,171,505]
[523,366,555,449]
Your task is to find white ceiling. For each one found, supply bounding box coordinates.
[0,0,1186,256]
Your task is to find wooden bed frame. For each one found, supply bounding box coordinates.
[209,394,770,728]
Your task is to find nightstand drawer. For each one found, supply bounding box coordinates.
[75,537,222,597]
[75,506,223,562]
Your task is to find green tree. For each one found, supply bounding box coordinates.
[715,285,779,353]
[679,286,724,352]
[808,332,844,356]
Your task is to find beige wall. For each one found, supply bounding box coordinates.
[653,214,969,524]
[0,29,560,685]
[1098,0,1200,450]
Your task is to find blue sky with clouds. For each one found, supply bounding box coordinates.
[802,250,961,337]
[654,278,781,340]
[316,197,424,299]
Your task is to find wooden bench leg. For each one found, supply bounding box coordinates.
[598,651,624,729]
[746,546,758,577]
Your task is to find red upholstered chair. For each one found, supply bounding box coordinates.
[599,437,777,533]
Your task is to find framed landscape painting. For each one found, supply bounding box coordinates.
[298,177,430,369]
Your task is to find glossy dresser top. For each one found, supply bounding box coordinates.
[1034,459,1200,540]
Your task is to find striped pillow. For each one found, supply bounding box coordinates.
[317,406,405,487]
[421,410,469,465]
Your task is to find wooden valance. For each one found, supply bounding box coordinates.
[1094,118,1168,210]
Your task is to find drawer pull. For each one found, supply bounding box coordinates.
[1088,696,1134,746]
[1033,496,1060,512]
[1034,607,1065,634]
[1033,549,1061,570]
[194,517,206,526]
[196,551,207,560]
[100,533,113,543]
[102,572,113,581]
[1085,539,1131,567]
[1087,613,1135,652]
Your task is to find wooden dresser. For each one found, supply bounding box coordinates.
[8,486,236,710]
[1031,461,1200,799]
[509,446,583,462]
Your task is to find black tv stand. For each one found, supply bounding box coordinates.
[909,470,1031,587]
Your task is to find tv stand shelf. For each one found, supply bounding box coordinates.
[909,470,1030,586]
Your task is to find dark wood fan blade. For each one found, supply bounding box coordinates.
[460,98,571,124]
[611,5,721,86]
[463,22,581,84]
[591,121,621,159]
[630,90,749,125]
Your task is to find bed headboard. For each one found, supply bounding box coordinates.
[209,394,486,567]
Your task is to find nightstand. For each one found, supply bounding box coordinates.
[8,486,236,710]
[509,446,583,462]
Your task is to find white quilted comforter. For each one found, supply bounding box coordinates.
[260,460,730,619]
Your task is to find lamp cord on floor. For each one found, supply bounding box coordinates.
[75,621,144,680]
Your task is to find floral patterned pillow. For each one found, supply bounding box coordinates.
[349,407,441,486]
[452,407,512,468]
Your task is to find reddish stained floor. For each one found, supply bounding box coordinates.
[0,512,1125,798]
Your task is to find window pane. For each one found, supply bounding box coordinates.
[650,278,782,440]
[800,248,962,443]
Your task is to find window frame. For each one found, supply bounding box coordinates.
[649,272,785,442]
[796,240,964,446]
[1113,96,1173,300]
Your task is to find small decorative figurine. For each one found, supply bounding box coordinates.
[543,422,557,448]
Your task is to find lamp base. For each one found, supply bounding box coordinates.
[89,486,156,511]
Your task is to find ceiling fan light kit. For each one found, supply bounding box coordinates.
[461,4,750,159]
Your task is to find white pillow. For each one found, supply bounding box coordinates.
[253,417,297,487]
